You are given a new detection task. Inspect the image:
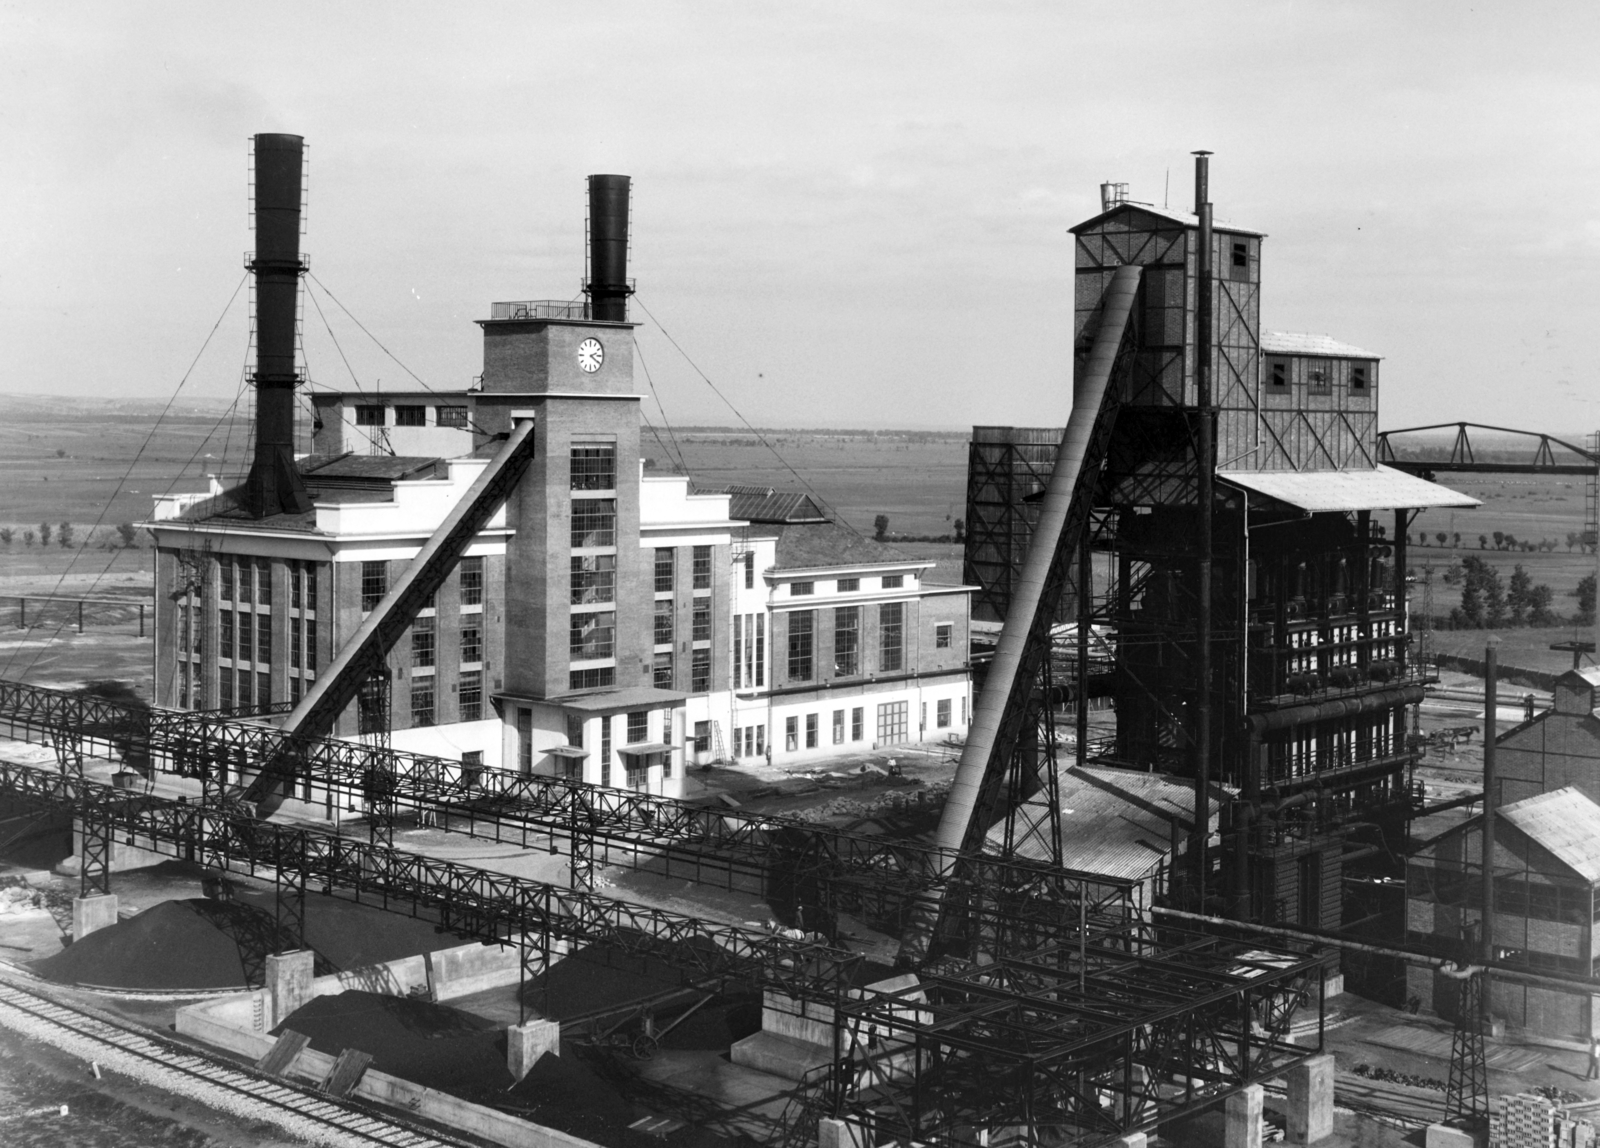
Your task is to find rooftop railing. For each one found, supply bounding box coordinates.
[488,300,589,321]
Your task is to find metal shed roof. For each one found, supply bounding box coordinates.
[1219,465,1480,512]
[1260,332,1381,359]
[1501,787,1600,885]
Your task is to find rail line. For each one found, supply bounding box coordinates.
[0,973,475,1148]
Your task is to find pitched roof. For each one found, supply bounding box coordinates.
[1260,331,1381,359]
[1069,201,1266,238]
[771,522,925,572]
[1500,787,1600,884]
[692,484,830,524]
[1218,465,1480,512]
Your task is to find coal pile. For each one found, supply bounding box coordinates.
[33,898,300,989]
[501,1050,651,1145]
[523,933,729,1020]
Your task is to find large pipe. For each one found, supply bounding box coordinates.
[586,174,632,322]
[244,133,312,518]
[1192,151,1216,905]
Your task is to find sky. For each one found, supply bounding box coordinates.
[2,1,1598,435]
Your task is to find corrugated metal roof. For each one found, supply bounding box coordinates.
[692,485,830,524]
[1260,331,1381,360]
[1219,465,1480,512]
[1500,787,1600,884]
[983,768,1225,882]
[1069,202,1266,238]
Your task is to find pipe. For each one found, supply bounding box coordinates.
[1192,150,1215,906]
[586,175,633,322]
[1245,684,1427,736]
[1481,636,1499,1020]
[243,133,312,519]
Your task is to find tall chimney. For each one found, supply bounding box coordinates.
[244,133,312,518]
[585,175,633,322]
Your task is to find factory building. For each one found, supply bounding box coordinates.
[964,177,1477,941]
[146,173,972,795]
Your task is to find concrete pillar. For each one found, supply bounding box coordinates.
[818,1117,868,1148]
[1287,1054,1335,1144]
[71,893,117,942]
[507,1019,560,1082]
[264,950,315,1032]
[1109,1134,1148,1148]
[1224,1084,1263,1148]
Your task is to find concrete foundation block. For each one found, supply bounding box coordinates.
[1225,1083,1263,1148]
[1322,973,1344,999]
[1287,1053,1335,1144]
[71,893,118,942]
[1424,1123,1487,1148]
[730,1031,833,1081]
[818,1117,867,1148]
[265,950,315,1032]
[506,1019,560,1082]
[1109,1134,1148,1148]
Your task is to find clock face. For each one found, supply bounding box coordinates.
[577,338,604,374]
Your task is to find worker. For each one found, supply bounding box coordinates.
[1588,1035,1600,1081]
[1524,693,1536,722]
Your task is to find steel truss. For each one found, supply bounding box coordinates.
[810,922,1322,1148]
[0,756,858,1002]
[0,678,1136,951]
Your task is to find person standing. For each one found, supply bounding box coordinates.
[1587,1035,1600,1081]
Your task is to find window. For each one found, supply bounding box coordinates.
[437,405,469,428]
[785,716,798,752]
[256,613,271,664]
[879,603,904,673]
[627,711,648,743]
[834,607,859,676]
[570,611,616,660]
[1352,364,1369,391]
[601,717,612,787]
[411,615,435,667]
[655,549,676,593]
[1229,239,1249,282]
[220,611,234,662]
[290,617,302,669]
[290,561,303,610]
[937,698,952,728]
[625,759,647,792]
[692,546,711,590]
[257,671,269,706]
[458,670,482,722]
[461,625,482,664]
[288,674,300,705]
[837,577,859,592]
[461,750,483,788]
[237,558,252,604]
[571,500,616,549]
[691,648,710,692]
[693,721,710,754]
[653,651,674,688]
[257,559,272,605]
[791,581,814,596]
[654,598,674,646]
[460,556,483,606]
[306,619,317,673]
[395,405,426,427]
[566,714,585,748]
[787,610,814,681]
[570,666,614,690]
[743,552,754,589]
[832,710,845,744]
[219,558,233,602]
[877,701,908,745]
[361,561,387,612]
[755,616,765,687]
[571,554,616,604]
[357,675,388,734]
[355,404,385,426]
[1308,367,1331,395]
[219,669,233,709]
[306,561,318,610]
[935,623,952,649]
[692,600,711,642]
[570,444,616,491]
[517,707,533,772]
[882,575,903,589]
[411,678,435,727]
[805,713,818,749]
[1268,358,1289,390]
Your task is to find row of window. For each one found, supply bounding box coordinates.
[533,707,674,789]
[354,670,484,732]
[654,598,712,646]
[787,604,903,681]
[789,574,903,595]
[354,404,470,428]
[782,699,957,751]
[362,555,483,613]
[1266,358,1371,394]
[218,556,320,609]
[655,546,712,593]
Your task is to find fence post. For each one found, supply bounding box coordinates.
[139,604,145,638]
[78,601,84,634]
[17,597,23,629]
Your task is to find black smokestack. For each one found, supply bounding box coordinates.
[244,133,312,518]
[585,175,632,322]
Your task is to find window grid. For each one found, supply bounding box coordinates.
[654,599,674,647]
[571,554,617,605]
[412,678,435,727]
[571,500,617,549]
[834,607,859,676]
[692,600,711,643]
[879,602,904,673]
[570,611,616,660]
[787,611,814,681]
[877,700,908,745]
[361,561,387,612]
[412,615,435,667]
[692,545,711,590]
[461,625,482,665]
[570,444,617,491]
[655,548,675,594]
[395,405,426,427]
[691,648,710,692]
[460,556,484,606]
[627,711,648,743]
[459,670,482,722]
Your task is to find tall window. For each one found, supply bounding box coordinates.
[692,545,711,590]
[571,611,616,660]
[220,612,234,662]
[571,500,616,549]
[290,617,302,669]
[805,713,818,749]
[787,611,814,681]
[570,444,617,491]
[653,651,674,688]
[571,554,616,604]
[935,623,952,649]
[256,559,272,605]
[411,678,435,727]
[460,556,484,606]
[937,698,952,728]
[851,707,864,741]
[832,710,845,744]
[305,620,318,674]
[461,625,482,664]
[517,708,533,772]
[1352,364,1369,391]
[834,607,859,676]
[601,717,612,787]
[692,600,711,643]
[655,548,675,593]
[412,615,435,667]
[654,599,674,646]
[459,670,482,722]
[256,613,271,665]
[358,675,389,734]
[877,701,908,745]
[236,557,252,604]
[219,557,234,602]
[785,716,798,752]
[361,561,387,612]
[627,711,648,743]
[691,648,710,692]
[743,552,754,589]
[879,603,904,673]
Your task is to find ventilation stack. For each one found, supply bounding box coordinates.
[243,133,313,518]
[584,175,633,322]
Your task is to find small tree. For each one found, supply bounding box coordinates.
[116,522,137,548]
[1508,565,1531,626]
[1479,534,1488,550]
[58,522,73,549]
[0,528,10,546]
[873,514,890,542]
[1435,531,1447,546]
[54,448,65,459]
[1453,532,1461,548]
[1491,531,1505,550]
[1568,532,1580,553]
[1528,583,1556,626]
[38,522,52,547]
[953,517,965,543]
[1577,573,1597,626]
[23,530,34,548]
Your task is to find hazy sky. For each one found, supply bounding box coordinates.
[3,1,1598,435]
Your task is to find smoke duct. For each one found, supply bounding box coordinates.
[243,133,312,518]
[585,175,633,322]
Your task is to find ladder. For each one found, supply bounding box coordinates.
[711,720,728,764]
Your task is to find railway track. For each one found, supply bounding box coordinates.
[0,974,477,1148]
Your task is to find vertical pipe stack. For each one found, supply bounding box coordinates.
[1192,151,1216,905]
[1481,637,1499,1019]
[244,133,312,518]
[585,175,633,322]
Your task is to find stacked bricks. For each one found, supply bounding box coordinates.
[1490,1093,1599,1148]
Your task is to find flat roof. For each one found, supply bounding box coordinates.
[500,686,688,712]
[1219,465,1480,513]
[1261,331,1381,360]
